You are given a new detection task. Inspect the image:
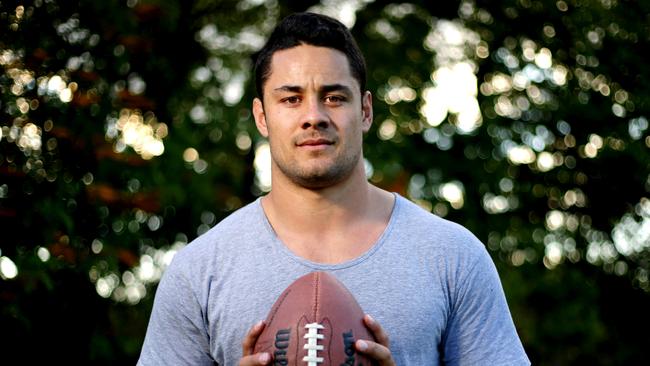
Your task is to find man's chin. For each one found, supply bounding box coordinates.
[292,172,343,189]
[283,165,350,189]
[275,156,360,189]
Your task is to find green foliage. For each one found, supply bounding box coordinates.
[1,0,649,364]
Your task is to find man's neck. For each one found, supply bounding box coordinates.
[261,165,394,264]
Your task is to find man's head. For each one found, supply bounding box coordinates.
[252,13,373,190]
[254,12,366,99]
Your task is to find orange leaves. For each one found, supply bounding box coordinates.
[86,183,160,212]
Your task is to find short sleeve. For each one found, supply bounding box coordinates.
[137,257,215,366]
[442,247,530,365]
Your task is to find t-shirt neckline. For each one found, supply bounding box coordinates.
[256,193,402,270]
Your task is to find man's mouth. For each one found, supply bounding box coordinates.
[296,138,334,147]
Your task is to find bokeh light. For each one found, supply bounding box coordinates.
[105,109,167,159]
[420,20,482,133]
[0,256,18,280]
[612,198,650,257]
[439,181,464,209]
[254,142,272,192]
[89,241,186,304]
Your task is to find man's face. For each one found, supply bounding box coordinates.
[253,44,372,189]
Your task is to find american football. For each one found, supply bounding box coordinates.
[253,271,375,365]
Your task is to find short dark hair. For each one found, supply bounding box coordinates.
[254,12,367,99]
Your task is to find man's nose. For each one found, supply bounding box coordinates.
[301,97,329,129]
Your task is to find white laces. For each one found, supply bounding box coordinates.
[302,322,325,365]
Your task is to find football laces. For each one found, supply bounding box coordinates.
[302,322,325,365]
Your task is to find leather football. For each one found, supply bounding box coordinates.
[253,271,375,365]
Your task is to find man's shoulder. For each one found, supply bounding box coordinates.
[209,198,262,233]
[389,194,490,268]
[169,198,264,268]
[199,198,262,238]
[395,195,481,244]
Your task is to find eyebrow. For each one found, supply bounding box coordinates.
[273,84,354,96]
[273,85,303,93]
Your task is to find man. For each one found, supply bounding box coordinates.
[139,12,530,365]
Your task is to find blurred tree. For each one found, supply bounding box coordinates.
[1,0,648,364]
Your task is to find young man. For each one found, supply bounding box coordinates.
[138,12,530,365]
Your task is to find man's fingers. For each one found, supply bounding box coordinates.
[355,339,394,364]
[363,314,390,348]
[241,320,266,356]
[239,321,271,365]
[238,353,271,366]
[357,314,395,365]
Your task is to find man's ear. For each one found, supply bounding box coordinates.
[361,91,373,133]
[252,98,268,137]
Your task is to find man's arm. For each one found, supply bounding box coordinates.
[138,259,214,366]
[442,246,530,365]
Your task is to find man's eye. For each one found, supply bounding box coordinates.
[324,95,345,104]
[282,96,301,104]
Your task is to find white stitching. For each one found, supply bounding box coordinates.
[302,322,325,365]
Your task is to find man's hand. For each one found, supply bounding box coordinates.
[238,321,271,366]
[355,314,396,365]
[239,316,394,365]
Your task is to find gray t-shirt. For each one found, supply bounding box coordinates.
[138,194,530,365]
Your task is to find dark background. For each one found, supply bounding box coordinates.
[1,0,649,364]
